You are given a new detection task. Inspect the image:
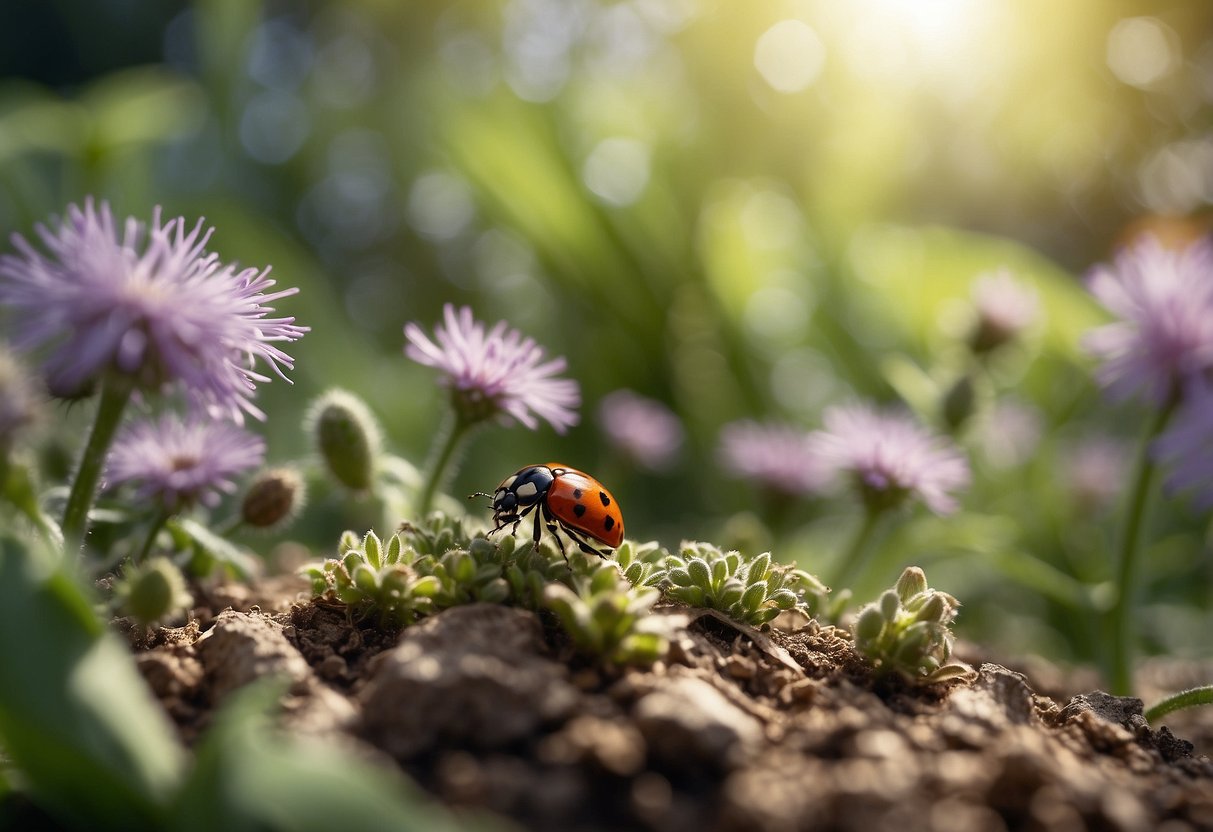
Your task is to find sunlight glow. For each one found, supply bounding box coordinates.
[753,20,826,93]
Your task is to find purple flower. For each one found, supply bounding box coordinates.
[969,268,1039,352]
[106,413,266,512]
[404,304,580,433]
[1153,382,1213,508]
[1082,237,1213,405]
[809,404,970,514]
[0,199,307,421]
[598,390,684,472]
[718,421,829,497]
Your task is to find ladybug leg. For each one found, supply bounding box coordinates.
[563,526,610,560]
[540,504,572,567]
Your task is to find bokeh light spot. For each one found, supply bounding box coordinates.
[754,19,826,93]
[407,172,475,241]
[1106,17,1180,89]
[583,138,652,206]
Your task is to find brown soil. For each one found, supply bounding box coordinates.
[127,579,1213,832]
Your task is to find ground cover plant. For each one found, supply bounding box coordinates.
[2,2,1213,830]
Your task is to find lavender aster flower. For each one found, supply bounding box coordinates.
[0,199,307,420]
[718,421,829,497]
[1153,382,1213,508]
[598,390,684,472]
[1082,237,1213,405]
[404,304,580,433]
[106,413,266,512]
[969,268,1039,353]
[809,404,970,514]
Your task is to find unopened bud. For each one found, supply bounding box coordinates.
[914,592,949,624]
[895,567,929,603]
[854,606,885,643]
[117,557,192,627]
[941,374,977,432]
[879,589,901,621]
[308,390,381,491]
[240,467,305,530]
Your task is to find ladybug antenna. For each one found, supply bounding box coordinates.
[468,491,493,501]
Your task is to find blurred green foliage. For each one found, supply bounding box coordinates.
[1,0,1211,667]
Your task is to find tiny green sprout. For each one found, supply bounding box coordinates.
[397,512,476,557]
[417,540,512,607]
[306,389,382,492]
[851,566,972,684]
[542,563,668,666]
[660,542,829,627]
[113,556,193,628]
[300,530,440,626]
[611,540,672,588]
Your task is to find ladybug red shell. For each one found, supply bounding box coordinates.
[474,463,624,561]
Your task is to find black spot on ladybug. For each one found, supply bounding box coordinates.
[599,492,611,507]
[573,504,587,518]
[604,515,615,531]
[573,488,583,499]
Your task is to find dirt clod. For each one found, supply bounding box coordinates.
[129,595,1213,832]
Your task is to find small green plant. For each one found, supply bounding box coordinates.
[851,566,972,684]
[542,562,668,665]
[660,541,830,626]
[301,530,440,626]
[112,556,193,629]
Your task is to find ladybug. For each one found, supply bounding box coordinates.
[473,463,624,562]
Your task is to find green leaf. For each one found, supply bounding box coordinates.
[667,567,694,587]
[363,532,382,570]
[338,530,360,554]
[0,535,185,831]
[740,581,768,613]
[172,518,259,581]
[686,558,711,588]
[769,589,798,609]
[385,534,403,565]
[615,632,667,665]
[745,552,771,585]
[412,576,442,598]
[667,586,706,606]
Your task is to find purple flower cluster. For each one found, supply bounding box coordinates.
[969,269,1039,352]
[809,404,970,515]
[598,390,684,472]
[105,414,266,512]
[0,199,307,421]
[1082,235,1213,506]
[718,420,828,497]
[1082,237,1213,405]
[718,405,969,514]
[405,304,580,433]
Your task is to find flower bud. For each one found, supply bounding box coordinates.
[854,605,885,643]
[941,374,977,432]
[895,567,928,602]
[879,589,901,621]
[116,557,192,627]
[914,592,949,624]
[240,467,306,530]
[308,389,381,492]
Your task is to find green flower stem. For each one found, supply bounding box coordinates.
[135,511,172,563]
[1144,685,1213,723]
[62,376,134,557]
[830,505,885,591]
[1106,396,1179,696]
[416,412,475,516]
